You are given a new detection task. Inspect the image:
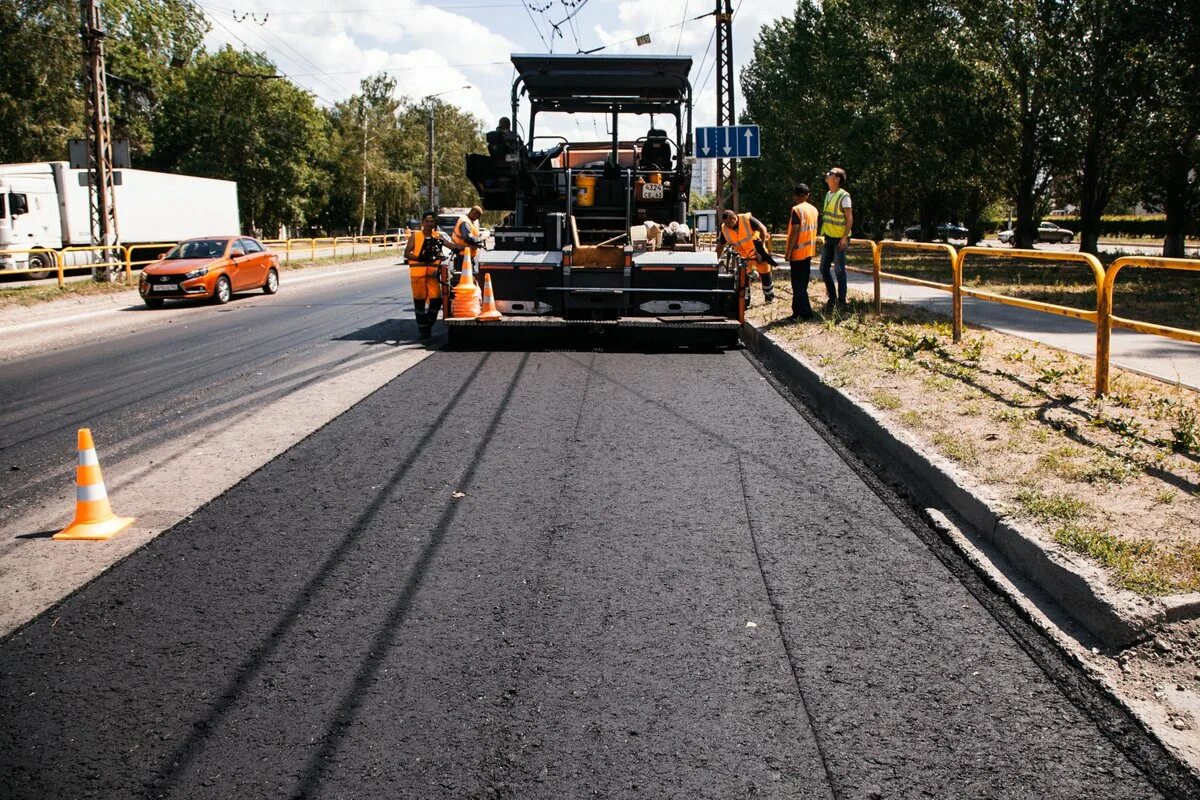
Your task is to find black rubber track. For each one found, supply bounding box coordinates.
[0,349,1182,798]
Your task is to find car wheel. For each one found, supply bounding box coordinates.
[143,296,164,309]
[26,251,56,281]
[212,275,232,305]
[1062,234,1073,244]
[262,267,279,295]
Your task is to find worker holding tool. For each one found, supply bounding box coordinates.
[451,205,487,276]
[404,211,462,339]
[717,208,777,303]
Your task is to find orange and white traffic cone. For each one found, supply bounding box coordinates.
[53,428,134,541]
[451,253,482,318]
[476,273,503,321]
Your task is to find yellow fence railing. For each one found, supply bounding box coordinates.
[1,234,406,286]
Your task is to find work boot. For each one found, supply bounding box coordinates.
[418,323,432,339]
[823,299,835,313]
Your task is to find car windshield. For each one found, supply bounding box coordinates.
[165,239,228,259]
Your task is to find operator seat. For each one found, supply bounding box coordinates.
[640,129,672,171]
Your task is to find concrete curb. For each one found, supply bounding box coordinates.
[742,322,1183,650]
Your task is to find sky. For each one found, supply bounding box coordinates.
[193,0,796,140]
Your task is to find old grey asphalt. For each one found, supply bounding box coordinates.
[0,348,1189,798]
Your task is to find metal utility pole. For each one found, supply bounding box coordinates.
[80,0,120,282]
[427,102,436,214]
[714,0,736,216]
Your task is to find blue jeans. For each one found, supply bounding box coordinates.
[819,237,847,303]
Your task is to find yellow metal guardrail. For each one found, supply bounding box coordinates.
[1099,256,1200,395]
[1,234,406,285]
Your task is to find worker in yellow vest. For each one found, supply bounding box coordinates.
[717,208,776,303]
[451,205,486,275]
[404,211,462,339]
[784,183,820,320]
[818,167,853,311]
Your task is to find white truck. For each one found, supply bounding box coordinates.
[0,161,240,277]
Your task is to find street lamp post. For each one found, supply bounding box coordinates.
[423,85,470,215]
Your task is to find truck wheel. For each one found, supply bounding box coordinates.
[143,297,164,309]
[212,275,232,305]
[262,268,279,295]
[26,252,55,281]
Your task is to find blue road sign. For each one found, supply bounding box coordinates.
[694,125,760,159]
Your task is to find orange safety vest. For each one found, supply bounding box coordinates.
[787,202,819,261]
[406,230,443,300]
[452,215,479,256]
[721,213,759,260]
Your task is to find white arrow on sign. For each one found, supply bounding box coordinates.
[744,127,754,156]
[699,129,710,156]
[722,127,732,155]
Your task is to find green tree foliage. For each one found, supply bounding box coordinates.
[0,0,84,163]
[397,98,487,215]
[150,47,330,235]
[740,0,1008,242]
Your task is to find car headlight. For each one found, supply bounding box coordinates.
[183,266,209,280]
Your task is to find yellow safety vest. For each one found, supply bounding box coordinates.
[787,202,819,260]
[821,189,850,238]
[721,213,759,259]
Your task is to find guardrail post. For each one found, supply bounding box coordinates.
[951,250,963,343]
[311,239,316,262]
[55,250,65,288]
[1095,280,1111,398]
[123,246,133,283]
[871,241,882,313]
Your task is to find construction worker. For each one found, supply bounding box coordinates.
[451,205,486,275]
[784,183,819,320]
[404,211,461,339]
[717,208,776,303]
[818,167,853,311]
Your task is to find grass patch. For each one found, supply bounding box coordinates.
[870,389,903,410]
[1052,524,1199,595]
[933,431,979,465]
[899,410,923,428]
[1015,489,1087,522]
[0,279,135,307]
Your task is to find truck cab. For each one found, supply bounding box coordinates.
[461,54,741,342]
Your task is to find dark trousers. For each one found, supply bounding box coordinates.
[819,237,847,303]
[790,258,813,318]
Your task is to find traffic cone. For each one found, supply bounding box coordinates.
[451,253,482,318]
[477,273,503,321]
[53,428,134,541]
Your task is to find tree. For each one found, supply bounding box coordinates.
[151,47,330,235]
[0,0,83,163]
[396,99,486,215]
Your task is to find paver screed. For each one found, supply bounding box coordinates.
[0,350,1171,798]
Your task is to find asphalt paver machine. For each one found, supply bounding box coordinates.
[454,54,745,347]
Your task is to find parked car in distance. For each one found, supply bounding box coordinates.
[139,236,279,308]
[902,222,969,241]
[380,227,406,246]
[998,221,1075,245]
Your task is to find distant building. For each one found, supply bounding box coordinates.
[691,158,717,196]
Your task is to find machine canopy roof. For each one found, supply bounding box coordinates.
[511,54,692,114]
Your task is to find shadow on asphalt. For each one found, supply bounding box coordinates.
[12,530,55,540]
[334,318,421,345]
[151,352,501,796]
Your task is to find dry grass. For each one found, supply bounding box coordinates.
[751,280,1200,596]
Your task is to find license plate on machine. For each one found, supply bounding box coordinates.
[152,284,178,292]
[642,183,664,200]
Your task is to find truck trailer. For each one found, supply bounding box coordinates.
[0,162,240,276]
[457,54,745,347]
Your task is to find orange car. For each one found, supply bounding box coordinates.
[138,236,280,308]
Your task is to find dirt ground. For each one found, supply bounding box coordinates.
[749,278,1200,758]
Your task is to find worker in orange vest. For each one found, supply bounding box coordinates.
[404,211,462,339]
[784,183,820,320]
[717,208,776,303]
[451,205,486,276]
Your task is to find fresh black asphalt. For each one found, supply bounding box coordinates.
[0,346,1188,798]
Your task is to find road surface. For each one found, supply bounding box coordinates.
[1,301,1194,796]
